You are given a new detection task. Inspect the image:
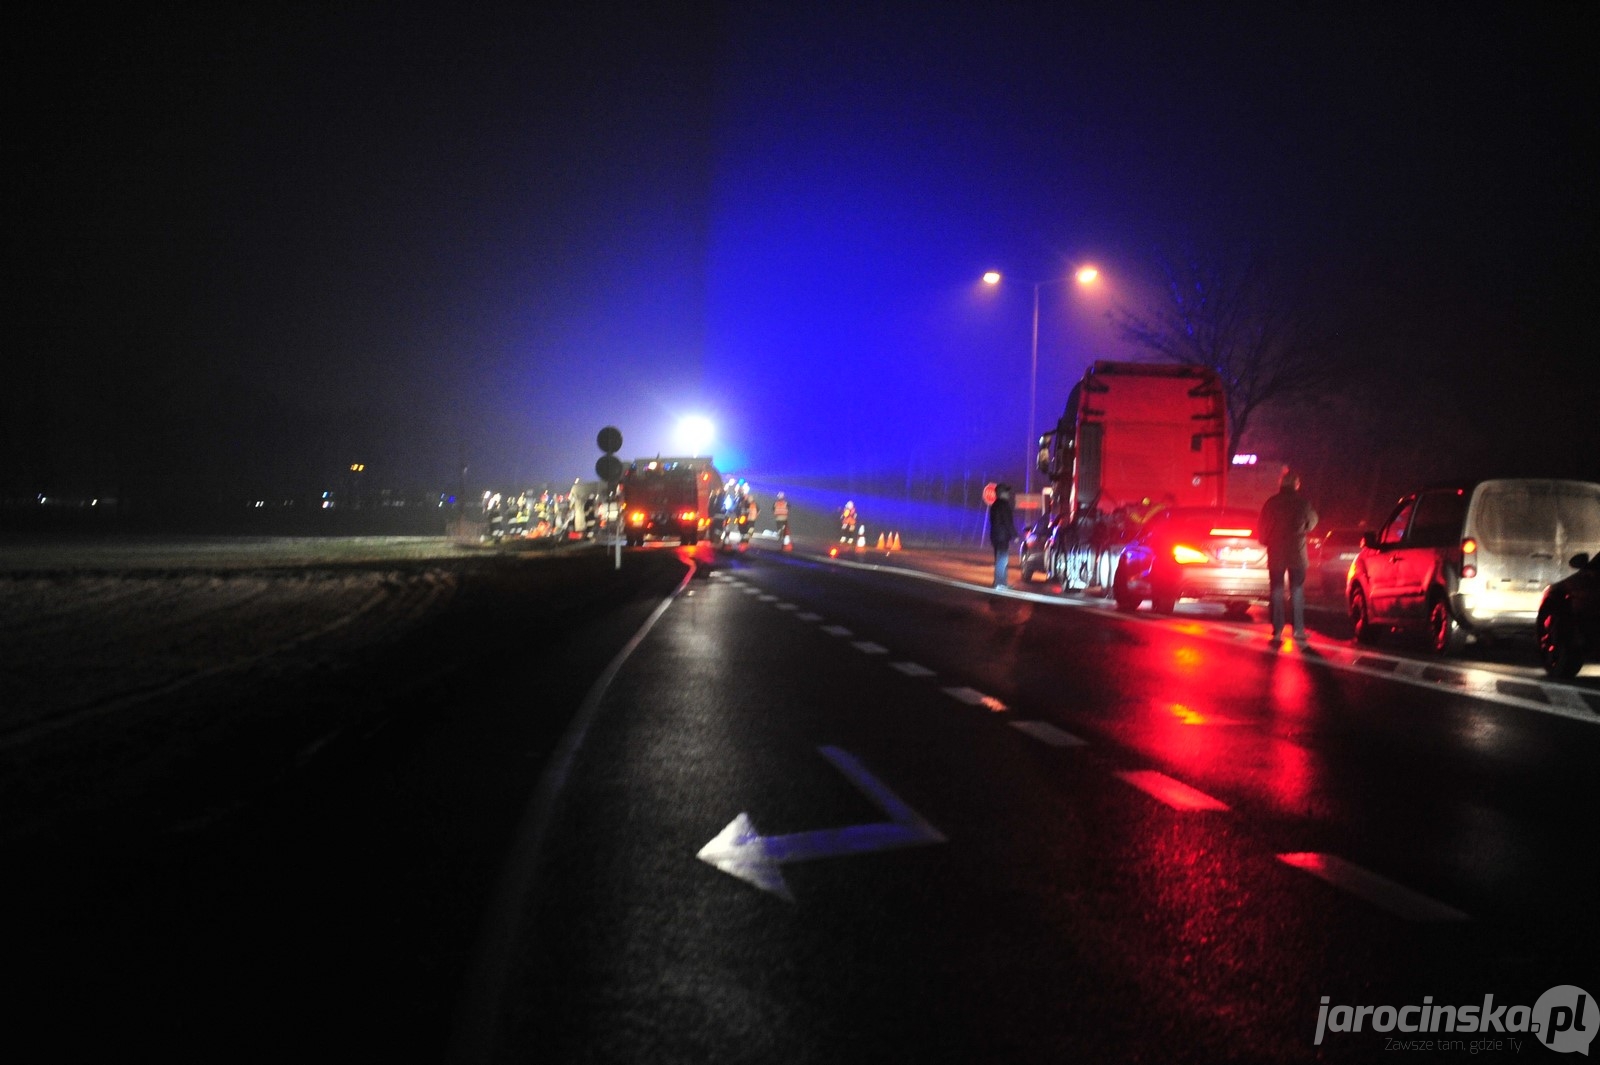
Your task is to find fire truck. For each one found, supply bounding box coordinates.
[1029,361,1229,591]
[620,456,722,546]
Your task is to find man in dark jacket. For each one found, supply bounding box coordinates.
[988,483,1019,589]
[1258,471,1319,642]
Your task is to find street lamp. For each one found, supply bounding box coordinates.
[982,267,1100,495]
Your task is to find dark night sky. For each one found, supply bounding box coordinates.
[10,2,1598,519]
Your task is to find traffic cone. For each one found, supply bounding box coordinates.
[891,531,901,550]
[876,532,886,549]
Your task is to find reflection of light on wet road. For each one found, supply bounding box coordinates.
[1259,739,1315,813]
[1169,702,1206,725]
[1172,646,1203,673]
[1269,656,1313,716]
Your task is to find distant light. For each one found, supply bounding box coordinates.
[1076,266,1099,284]
[676,415,715,456]
[1232,453,1258,465]
[982,271,1002,285]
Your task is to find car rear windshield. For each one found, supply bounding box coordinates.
[1474,481,1600,552]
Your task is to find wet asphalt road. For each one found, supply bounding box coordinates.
[4,539,1597,1063]
[487,546,1599,1063]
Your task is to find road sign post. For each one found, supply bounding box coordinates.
[596,427,624,569]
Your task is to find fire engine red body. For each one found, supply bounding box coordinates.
[1036,362,1229,591]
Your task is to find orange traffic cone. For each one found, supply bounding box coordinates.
[891,531,901,550]
[876,532,886,549]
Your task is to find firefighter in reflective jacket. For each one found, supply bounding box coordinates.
[773,492,791,547]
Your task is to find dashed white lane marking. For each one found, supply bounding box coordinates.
[798,550,1600,724]
[1276,852,1468,922]
[852,641,889,655]
[1115,770,1230,811]
[943,687,1009,712]
[1009,720,1088,747]
[796,612,822,622]
[821,625,854,637]
[891,661,936,678]
[757,594,778,602]
[775,602,798,611]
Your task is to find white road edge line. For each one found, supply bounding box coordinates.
[448,554,696,1064]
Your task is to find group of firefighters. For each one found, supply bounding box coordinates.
[714,478,791,550]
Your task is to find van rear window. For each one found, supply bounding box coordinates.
[1474,482,1600,550]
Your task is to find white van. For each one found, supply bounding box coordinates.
[1348,478,1600,653]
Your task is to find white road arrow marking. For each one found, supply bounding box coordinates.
[696,746,946,902]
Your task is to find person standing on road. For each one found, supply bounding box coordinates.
[772,492,791,547]
[988,483,1019,589]
[840,500,859,543]
[1258,470,1319,643]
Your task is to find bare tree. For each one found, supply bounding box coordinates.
[1114,248,1332,459]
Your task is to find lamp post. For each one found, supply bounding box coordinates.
[983,267,1100,495]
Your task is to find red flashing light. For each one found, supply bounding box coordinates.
[1210,527,1252,537]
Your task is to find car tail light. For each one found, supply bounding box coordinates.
[628,510,645,526]
[1461,537,1478,579]
[680,509,697,522]
[1172,544,1209,565]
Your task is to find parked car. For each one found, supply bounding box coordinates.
[1347,479,1600,654]
[1537,552,1600,678]
[1112,506,1269,615]
[1309,526,1365,599]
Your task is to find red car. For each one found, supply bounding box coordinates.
[1112,507,1270,615]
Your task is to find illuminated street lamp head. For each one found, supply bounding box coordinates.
[675,415,714,456]
[1076,265,1099,284]
[982,271,1002,285]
